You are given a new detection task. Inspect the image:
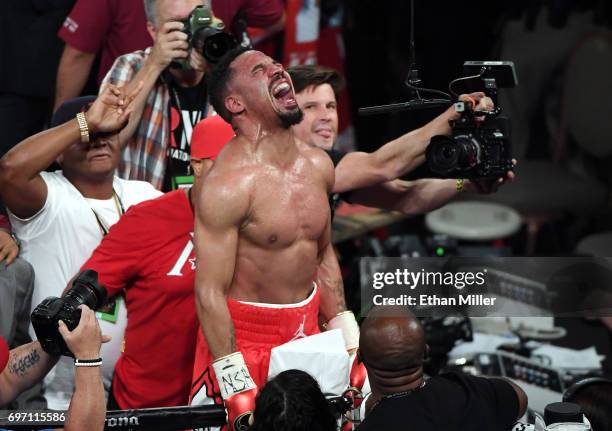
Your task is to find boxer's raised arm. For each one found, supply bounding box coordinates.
[193,171,250,360]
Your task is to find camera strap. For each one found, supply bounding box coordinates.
[89,189,125,237]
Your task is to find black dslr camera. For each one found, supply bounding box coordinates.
[426,61,517,179]
[31,270,107,357]
[173,4,236,69]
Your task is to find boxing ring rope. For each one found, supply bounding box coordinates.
[1,395,354,430]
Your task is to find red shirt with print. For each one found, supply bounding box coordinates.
[82,190,197,408]
[58,0,152,84]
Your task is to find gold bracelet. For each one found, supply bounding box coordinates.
[456,178,464,192]
[76,112,90,144]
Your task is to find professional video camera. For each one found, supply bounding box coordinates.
[512,402,592,431]
[31,270,107,357]
[426,61,517,179]
[173,4,236,69]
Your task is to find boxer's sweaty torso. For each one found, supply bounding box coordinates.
[219,132,334,304]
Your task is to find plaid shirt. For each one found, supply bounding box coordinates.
[103,48,211,189]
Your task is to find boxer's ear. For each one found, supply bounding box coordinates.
[225,95,244,117]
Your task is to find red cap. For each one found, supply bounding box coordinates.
[191,115,235,160]
[0,336,8,372]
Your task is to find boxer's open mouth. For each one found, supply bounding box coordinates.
[270,79,298,110]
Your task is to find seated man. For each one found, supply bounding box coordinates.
[0,85,161,409]
[189,47,357,430]
[0,305,109,431]
[357,305,527,431]
[80,115,233,410]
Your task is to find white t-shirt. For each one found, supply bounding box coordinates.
[9,171,162,409]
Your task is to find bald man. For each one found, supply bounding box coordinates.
[357,306,527,431]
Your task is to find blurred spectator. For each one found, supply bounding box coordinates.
[0,0,75,155]
[0,207,41,411]
[54,0,153,111]
[80,115,233,410]
[250,369,337,431]
[0,305,109,431]
[0,86,161,410]
[564,378,612,431]
[288,65,513,214]
[211,0,285,46]
[0,257,34,350]
[357,306,527,431]
[103,0,285,191]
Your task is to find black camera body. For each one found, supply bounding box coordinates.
[427,61,517,179]
[173,4,236,69]
[427,102,513,178]
[31,270,107,357]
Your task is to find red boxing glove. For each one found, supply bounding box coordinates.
[225,387,257,431]
[349,354,368,395]
[213,352,258,431]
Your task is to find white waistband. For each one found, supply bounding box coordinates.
[237,282,318,309]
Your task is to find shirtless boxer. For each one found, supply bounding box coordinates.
[190,47,354,429]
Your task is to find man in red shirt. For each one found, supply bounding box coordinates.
[80,115,233,409]
[55,0,153,111]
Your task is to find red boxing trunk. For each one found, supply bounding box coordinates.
[190,286,320,406]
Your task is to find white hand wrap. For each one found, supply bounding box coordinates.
[212,352,256,400]
[327,311,360,352]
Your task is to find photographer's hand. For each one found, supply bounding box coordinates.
[189,49,208,73]
[150,21,189,71]
[426,92,494,138]
[58,305,111,360]
[464,159,517,194]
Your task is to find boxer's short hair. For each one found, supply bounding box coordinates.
[207,46,252,124]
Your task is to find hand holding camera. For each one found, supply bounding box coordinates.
[150,21,190,72]
[58,305,111,360]
[32,270,108,357]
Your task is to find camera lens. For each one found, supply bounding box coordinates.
[192,28,236,64]
[64,269,107,311]
[427,135,480,176]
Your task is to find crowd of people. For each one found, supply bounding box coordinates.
[6,1,608,431]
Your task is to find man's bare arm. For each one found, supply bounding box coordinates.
[0,342,58,405]
[54,45,96,112]
[60,305,110,431]
[348,179,458,215]
[317,233,346,322]
[102,22,189,145]
[194,170,250,359]
[0,84,141,219]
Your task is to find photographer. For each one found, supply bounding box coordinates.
[357,305,527,431]
[288,65,515,214]
[0,306,109,431]
[102,0,234,191]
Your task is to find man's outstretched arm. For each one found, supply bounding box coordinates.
[347,167,516,215]
[0,341,58,405]
[332,93,494,193]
